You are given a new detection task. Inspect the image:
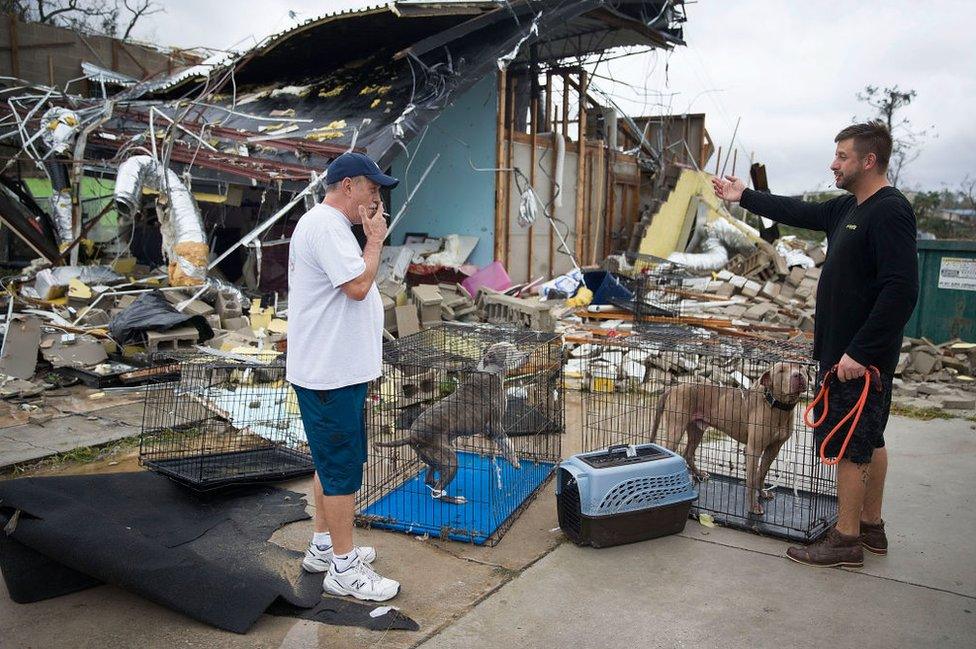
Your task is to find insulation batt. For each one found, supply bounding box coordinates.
[114,155,208,286]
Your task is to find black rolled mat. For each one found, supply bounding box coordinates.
[0,472,418,634]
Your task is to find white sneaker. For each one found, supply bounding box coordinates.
[302,543,376,573]
[324,557,400,602]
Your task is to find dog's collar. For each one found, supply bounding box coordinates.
[763,389,799,411]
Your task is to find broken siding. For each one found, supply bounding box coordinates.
[389,73,498,268]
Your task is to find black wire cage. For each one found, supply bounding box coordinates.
[140,351,314,489]
[357,322,563,546]
[578,324,836,542]
[612,254,690,322]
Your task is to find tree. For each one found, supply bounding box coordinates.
[856,85,933,188]
[961,175,976,212]
[0,0,163,40]
[911,190,943,222]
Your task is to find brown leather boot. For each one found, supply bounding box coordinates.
[859,519,888,555]
[786,528,864,568]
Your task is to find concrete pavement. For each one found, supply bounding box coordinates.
[1,412,974,648]
[421,415,976,648]
[0,397,144,469]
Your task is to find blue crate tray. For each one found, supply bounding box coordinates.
[361,451,555,545]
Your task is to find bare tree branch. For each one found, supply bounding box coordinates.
[121,0,162,40]
[17,0,161,40]
[857,85,933,188]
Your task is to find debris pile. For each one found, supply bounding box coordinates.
[893,339,976,411]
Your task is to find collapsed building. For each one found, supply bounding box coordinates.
[0,1,688,286]
[0,0,971,411]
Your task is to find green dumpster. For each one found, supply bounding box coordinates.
[904,239,976,343]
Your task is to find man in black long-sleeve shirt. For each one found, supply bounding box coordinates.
[713,121,918,568]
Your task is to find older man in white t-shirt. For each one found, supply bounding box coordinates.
[287,152,399,602]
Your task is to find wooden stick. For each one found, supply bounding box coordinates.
[574,70,588,261]
[493,69,508,263]
[504,75,517,268]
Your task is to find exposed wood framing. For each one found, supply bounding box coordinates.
[574,70,588,260]
[528,87,537,278]
[561,72,569,137]
[504,74,517,266]
[493,69,509,263]
[546,72,555,272]
[7,15,19,77]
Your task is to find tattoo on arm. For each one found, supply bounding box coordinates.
[858,463,871,485]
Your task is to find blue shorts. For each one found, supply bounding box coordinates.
[293,382,368,496]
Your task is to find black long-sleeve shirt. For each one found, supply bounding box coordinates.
[740,187,919,375]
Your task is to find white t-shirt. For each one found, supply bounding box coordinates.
[286,204,384,390]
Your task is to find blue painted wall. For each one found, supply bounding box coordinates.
[389,72,497,268]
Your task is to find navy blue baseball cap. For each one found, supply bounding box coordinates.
[325,152,399,188]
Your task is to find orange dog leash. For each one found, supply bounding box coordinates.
[803,364,881,466]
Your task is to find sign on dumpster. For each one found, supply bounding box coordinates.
[937,257,976,292]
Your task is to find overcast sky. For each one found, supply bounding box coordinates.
[130,0,976,194]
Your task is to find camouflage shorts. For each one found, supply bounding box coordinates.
[812,368,893,464]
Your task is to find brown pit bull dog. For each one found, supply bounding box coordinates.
[649,362,808,516]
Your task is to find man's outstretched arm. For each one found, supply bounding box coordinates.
[712,175,833,233]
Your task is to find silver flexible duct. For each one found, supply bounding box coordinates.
[667,217,757,271]
[114,155,207,285]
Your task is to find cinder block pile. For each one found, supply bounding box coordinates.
[893,338,976,411]
[692,265,820,332]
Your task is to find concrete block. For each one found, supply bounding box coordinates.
[411,284,443,306]
[145,326,200,353]
[741,280,762,297]
[181,299,215,317]
[910,350,939,376]
[78,307,111,327]
[744,303,775,321]
[788,267,806,287]
[761,281,781,299]
[221,316,248,331]
[216,289,243,320]
[715,283,735,298]
[382,295,397,332]
[395,305,421,337]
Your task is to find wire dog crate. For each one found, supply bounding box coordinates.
[357,322,563,546]
[612,255,689,322]
[578,324,836,542]
[140,352,314,489]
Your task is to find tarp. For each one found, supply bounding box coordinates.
[107,289,214,344]
[0,472,418,633]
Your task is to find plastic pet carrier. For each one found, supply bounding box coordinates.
[556,443,697,548]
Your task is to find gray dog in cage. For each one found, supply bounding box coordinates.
[375,342,527,504]
[649,361,808,516]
